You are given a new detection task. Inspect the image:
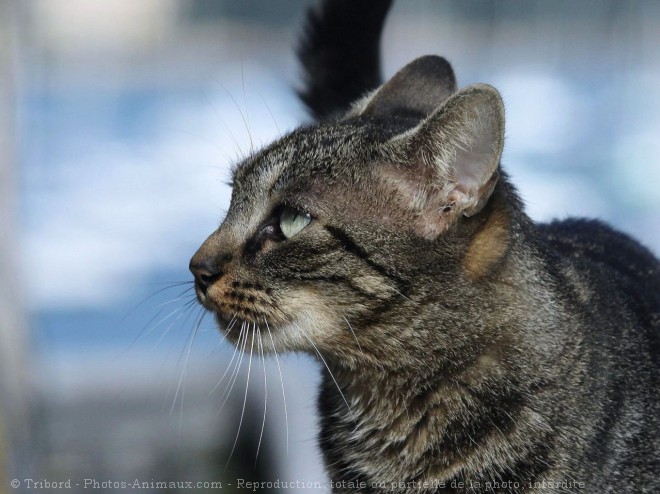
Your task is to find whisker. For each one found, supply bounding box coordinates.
[258,91,282,137]
[150,280,195,287]
[217,322,249,414]
[126,305,182,351]
[153,289,196,310]
[204,89,246,160]
[218,82,254,156]
[223,314,239,336]
[226,321,256,470]
[209,320,243,395]
[391,286,415,304]
[146,304,188,337]
[153,302,197,348]
[240,61,254,154]
[265,318,289,455]
[183,296,202,310]
[166,298,205,347]
[341,314,362,353]
[124,281,194,316]
[293,322,354,420]
[123,284,195,343]
[121,292,198,360]
[155,303,201,414]
[255,326,268,466]
[164,127,231,161]
[170,306,204,418]
[175,307,205,368]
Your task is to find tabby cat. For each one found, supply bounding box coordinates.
[190,0,659,491]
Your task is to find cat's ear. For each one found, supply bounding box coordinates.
[349,55,457,119]
[382,84,505,238]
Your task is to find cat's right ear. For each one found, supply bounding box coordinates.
[348,55,457,119]
[380,84,505,239]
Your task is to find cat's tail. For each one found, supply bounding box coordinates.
[297,0,393,120]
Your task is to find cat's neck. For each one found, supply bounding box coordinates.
[320,327,563,485]
[319,284,569,486]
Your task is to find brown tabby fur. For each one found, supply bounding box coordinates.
[190,1,659,491]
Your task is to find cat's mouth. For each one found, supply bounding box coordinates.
[194,279,285,344]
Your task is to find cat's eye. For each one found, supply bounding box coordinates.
[279,206,312,239]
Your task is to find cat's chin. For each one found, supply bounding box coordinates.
[213,312,251,345]
[212,311,323,355]
[213,312,281,349]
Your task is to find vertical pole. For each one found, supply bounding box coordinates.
[0,0,30,489]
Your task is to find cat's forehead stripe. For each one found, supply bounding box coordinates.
[237,139,292,190]
[253,157,286,192]
[249,124,384,192]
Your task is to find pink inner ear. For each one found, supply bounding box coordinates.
[377,84,504,238]
[450,126,498,206]
[425,90,503,217]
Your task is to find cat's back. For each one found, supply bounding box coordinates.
[540,216,657,276]
[537,217,659,358]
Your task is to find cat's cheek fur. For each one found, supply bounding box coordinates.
[268,288,344,353]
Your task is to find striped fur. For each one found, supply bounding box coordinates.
[190,1,659,491]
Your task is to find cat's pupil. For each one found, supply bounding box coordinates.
[279,206,312,239]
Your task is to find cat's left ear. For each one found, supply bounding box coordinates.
[348,55,457,119]
[382,84,505,238]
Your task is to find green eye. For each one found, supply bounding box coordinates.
[279,206,312,239]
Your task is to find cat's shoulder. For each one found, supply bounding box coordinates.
[536,217,659,331]
[537,217,658,275]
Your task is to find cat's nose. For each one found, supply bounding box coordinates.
[189,258,221,292]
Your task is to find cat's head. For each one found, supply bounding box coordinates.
[190,56,506,366]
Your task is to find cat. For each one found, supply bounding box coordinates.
[189,0,659,491]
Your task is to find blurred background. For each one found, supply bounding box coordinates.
[1,0,659,492]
